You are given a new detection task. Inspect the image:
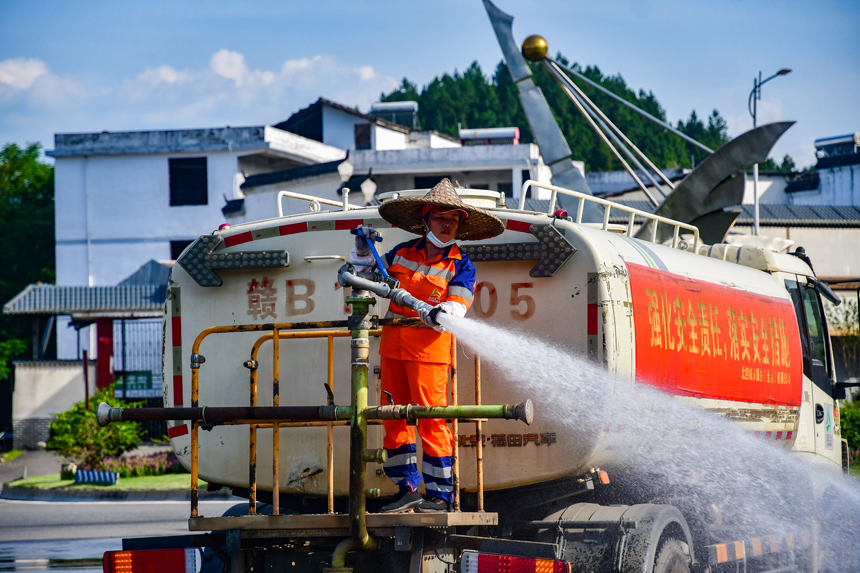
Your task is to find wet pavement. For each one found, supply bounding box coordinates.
[0,538,121,572]
[0,446,232,571]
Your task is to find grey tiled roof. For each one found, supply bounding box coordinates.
[734,204,860,227]
[523,198,860,227]
[117,260,173,287]
[3,284,167,316]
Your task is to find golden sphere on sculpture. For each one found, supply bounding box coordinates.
[521,35,548,62]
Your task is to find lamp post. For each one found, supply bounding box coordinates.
[748,68,791,235]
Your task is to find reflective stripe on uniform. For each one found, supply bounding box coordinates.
[422,454,454,501]
[424,481,454,494]
[447,285,473,304]
[383,444,421,490]
[385,451,418,469]
[390,256,455,282]
[422,461,453,479]
[390,256,422,273]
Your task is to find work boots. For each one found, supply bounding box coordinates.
[379,490,424,513]
[416,496,452,513]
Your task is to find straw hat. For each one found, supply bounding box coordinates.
[378,178,504,240]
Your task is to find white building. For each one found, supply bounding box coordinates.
[46,98,557,360]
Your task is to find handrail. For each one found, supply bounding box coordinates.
[517,180,700,252]
[277,190,366,217]
[186,317,492,522]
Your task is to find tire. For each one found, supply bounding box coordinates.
[652,538,691,573]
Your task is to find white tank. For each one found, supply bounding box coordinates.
[163,189,831,497]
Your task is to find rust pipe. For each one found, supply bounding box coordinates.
[474,355,484,512]
[327,335,335,514]
[450,338,460,512]
[272,328,280,516]
[97,404,350,425]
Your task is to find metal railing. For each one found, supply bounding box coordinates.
[184,318,492,518]
[277,188,366,217]
[516,180,700,252]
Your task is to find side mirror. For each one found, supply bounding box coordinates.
[808,277,841,306]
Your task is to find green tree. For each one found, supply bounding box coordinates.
[381,57,732,172]
[842,402,860,457]
[759,153,797,173]
[0,142,55,378]
[46,385,141,469]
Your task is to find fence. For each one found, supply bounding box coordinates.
[112,318,166,441]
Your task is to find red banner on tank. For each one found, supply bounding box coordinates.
[627,263,802,406]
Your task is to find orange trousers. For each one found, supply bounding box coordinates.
[380,355,453,458]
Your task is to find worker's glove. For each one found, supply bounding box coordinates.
[349,248,376,272]
[353,225,373,256]
[417,305,439,328]
[349,225,376,272]
[436,301,467,318]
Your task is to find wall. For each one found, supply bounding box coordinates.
[241,173,348,223]
[815,163,860,205]
[53,151,244,358]
[54,152,240,287]
[730,224,860,279]
[322,107,369,151]
[12,360,96,449]
[742,171,790,204]
[372,124,408,151]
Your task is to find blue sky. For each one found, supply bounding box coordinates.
[1,0,858,169]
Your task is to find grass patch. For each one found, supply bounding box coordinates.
[6,472,207,491]
[0,449,23,464]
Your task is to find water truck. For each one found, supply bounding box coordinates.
[99,182,855,573]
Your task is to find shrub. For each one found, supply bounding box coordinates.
[841,400,860,453]
[94,452,187,478]
[46,384,141,469]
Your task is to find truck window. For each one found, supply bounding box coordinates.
[801,285,829,371]
[785,278,834,394]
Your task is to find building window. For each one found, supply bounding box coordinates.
[499,183,513,197]
[355,124,371,150]
[415,176,448,189]
[471,183,489,190]
[169,157,208,206]
[170,240,194,260]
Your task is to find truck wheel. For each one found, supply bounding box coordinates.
[652,538,691,573]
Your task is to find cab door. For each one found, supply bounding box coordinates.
[784,276,841,465]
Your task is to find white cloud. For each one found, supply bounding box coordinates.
[138,65,189,86]
[0,57,49,90]
[210,49,250,87]
[356,65,375,81]
[0,49,399,152]
[281,56,320,75]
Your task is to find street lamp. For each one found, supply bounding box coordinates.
[748,68,791,235]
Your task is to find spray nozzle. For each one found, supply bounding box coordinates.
[428,306,445,326]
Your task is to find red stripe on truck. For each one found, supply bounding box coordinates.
[335,219,364,230]
[587,304,598,335]
[173,375,183,406]
[224,231,253,247]
[171,316,181,345]
[505,219,532,233]
[279,222,307,236]
[167,424,188,439]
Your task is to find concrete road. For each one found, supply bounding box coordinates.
[0,498,240,542]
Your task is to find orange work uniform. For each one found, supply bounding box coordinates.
[379,237,475,501]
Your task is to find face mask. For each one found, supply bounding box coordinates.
[426,230,456,248]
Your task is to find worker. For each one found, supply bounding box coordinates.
[350,178,504,513]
